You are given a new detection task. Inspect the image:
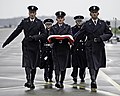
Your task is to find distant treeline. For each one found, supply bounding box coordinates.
[0,16,75,27]
[0,16,120,28]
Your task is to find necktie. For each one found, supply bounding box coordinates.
[94,20,97,25]
[31,20,34,24]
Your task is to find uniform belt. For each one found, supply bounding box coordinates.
[44,44,51,46]
[87,38,97,42]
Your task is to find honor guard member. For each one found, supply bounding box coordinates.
[41,19,54,83]
[76,6,113,92]
[2,5,47,89]
[71,15,87,88]
[106,20,111,30]
[50,11,72,88]
[72,15,84,35]
[106,20,110,26]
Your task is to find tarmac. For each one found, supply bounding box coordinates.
[0,28,120,96]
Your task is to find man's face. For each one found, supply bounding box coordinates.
[75,19,83,26]
[56,17,65,24]
[45,23,52,29]
[29,11,36,19]
[90,11,99,20]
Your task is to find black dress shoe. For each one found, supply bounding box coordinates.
[91,82,97,92]
[79,81,85,89]
[60,83,64,88]
[72,82,77,88]
[30,83,35,89]
[45,78,48,82]
[81,79,85,83]
[55,83,61,88]
[49,79,53,82]
[24,82,31,88]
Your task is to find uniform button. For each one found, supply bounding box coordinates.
[77,49,79,51]
[81,49,83,51]
[82,43,84,45]
[79,40,82,42]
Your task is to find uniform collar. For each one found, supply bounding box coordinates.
[92,18,98,25]
[58,24,63,27]
[30,18,35,22]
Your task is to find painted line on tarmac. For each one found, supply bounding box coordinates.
[100,70,120,92]
[0,76,46,90]
[0,83,46,91]
[0,82,119,96]
[0,76,120,96]
[96,90,119,96]
[0,76,25,81]
[0,76,44,83]
[0,83,50,91]
[0,86,25,90]
[65,84,119,96]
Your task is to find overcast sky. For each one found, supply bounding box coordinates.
[1,0,120,20]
